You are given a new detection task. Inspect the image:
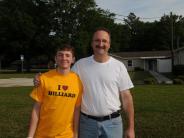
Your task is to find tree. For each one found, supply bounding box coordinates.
[74,7,117,57]
[0,0,97,70]
[1,0,184,72]
[0,0,38,70]
[124,13,145,51]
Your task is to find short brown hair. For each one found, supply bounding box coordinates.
[93,27,111,42]
[56,44,75,57]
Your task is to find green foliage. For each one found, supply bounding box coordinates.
[0,0,54,70]
[173,78,184,84]
[173,65,184,75]
[1,0,184,71]
[178,75,184,81]
[143,78,157,84]
[134,67,144,71]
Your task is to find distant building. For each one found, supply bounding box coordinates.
[174,46,184,65]
[111,47,184,73]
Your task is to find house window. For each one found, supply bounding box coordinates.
[128,60,132,67]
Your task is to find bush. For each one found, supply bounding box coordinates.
[178,75,184,81]
[173,65,184,75]
[134,67,144,71]
[173,79,184,84]
[144,78,157,84]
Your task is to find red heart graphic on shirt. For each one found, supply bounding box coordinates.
[62,85,68,91]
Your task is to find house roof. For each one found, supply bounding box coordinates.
[110,51,172,59]
[174,46,184,52]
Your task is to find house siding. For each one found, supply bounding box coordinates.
[174,49,184,65]
[110,49,184,73]
[157,59,172,73]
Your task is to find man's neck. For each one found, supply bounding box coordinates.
[93,54,110,63]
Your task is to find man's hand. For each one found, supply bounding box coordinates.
[73,134,78,138]
[33,73,41,87]
[125,128,135,138]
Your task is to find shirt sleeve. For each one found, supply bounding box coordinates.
[118,64,134,92]
[30,76,45,103]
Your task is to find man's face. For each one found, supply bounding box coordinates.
[55,50,74,69]
[92,30,110,56]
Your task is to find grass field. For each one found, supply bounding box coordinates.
[129,71,156,84]
[0,87,33,138]
[0,69,48,79]
[131,85,184,138]
[0,85,184,138]
[0,73,35,79]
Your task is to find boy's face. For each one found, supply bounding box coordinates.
[55,50,74,70]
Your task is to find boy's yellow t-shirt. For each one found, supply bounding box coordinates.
[30,69,83,138]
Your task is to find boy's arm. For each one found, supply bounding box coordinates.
[73,105,81,138]
[27,102,41,137]
[73,76,83,138]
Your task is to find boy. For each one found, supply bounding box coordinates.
[27,44,82,138]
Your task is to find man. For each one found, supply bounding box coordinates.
[34,27,135,138]
[72,27,134,138]
[28,44,82,138]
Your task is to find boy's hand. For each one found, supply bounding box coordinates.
[33,73,41,87]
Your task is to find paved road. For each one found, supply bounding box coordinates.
[0,78,33,87]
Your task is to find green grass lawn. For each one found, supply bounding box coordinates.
[129,71,156,84]
[0,73,35,79]
[0,87,33,138]
[0,85,184,138]
[0,69,48,78]
[131,85,184,138]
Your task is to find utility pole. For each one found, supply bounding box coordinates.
[171,12,174,72]
[176,36,180,49]
[20,54,24,73]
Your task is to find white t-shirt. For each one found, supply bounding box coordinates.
[72,55,134,116]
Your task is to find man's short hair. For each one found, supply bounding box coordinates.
[56,44,75,57]
[93,27,111,42]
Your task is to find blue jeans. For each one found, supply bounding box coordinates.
[79,113,123,138]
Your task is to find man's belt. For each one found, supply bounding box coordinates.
[81,110,121,122]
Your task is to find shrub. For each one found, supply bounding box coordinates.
[134,67,144,71]
[173,65,184,75]
[144,78,157,84]
[178,75,184,81]
[173,78,184,84]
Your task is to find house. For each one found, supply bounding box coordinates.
[110,51,172,73]
[111,47,184,73]
[174,46,184,65]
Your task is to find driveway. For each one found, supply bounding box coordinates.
[0,78,33,87]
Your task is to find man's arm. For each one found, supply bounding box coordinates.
[73,106,81,138]
[120,89,135,138]
[27,102,41,137]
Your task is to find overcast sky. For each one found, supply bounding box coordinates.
[95,0,184,23]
